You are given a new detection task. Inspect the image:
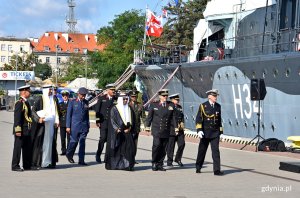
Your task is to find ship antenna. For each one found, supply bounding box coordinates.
[261,0,269,53]
[66,0,77,33]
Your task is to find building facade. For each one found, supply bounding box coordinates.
[0,37,32,69]
[31,31,105,73]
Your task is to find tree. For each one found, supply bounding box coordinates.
[34,63,52,80]
[3,52,38,71]
[152,0,208,49]
[94,9,145,88]
[60,53,86,82]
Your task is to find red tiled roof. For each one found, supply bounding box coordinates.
[32,31,104,53]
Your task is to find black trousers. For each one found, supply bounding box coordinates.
[60,127,70,154]
[96,127,108,158]
[12,135,32,169]
[133,132,140,157]
[152,137,169,167]
[166,132,185,165]
[196,136,221,172]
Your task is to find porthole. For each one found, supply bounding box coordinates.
[236,120,239,126]
[285,68,291,77]
[210,73,214,81]
[244,121,248,128]
[225,73,229,79]
[217,73,221,80]
[261,122,265,130]
[242,70,247,78]
[199,74,203,81]
[190,75,194,82]
[262,69,267,78]
[228,119,232,126]
[234,72,238,79]
[271,123,275,132]
[273,68,279,78]
[252,70,256,79]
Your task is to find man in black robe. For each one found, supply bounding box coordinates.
[31,85,59,169]
[105,92,136,171]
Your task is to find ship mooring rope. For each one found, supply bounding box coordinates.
[143,64,181,108]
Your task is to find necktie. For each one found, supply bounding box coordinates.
[163,103,166,108]
[211,103,214,108]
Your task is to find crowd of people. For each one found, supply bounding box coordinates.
[11,83,224,175]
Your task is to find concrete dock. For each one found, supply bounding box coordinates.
[0,110,299,198]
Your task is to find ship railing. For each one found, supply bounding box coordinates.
[133,48,190,65]
[197,29,300,60]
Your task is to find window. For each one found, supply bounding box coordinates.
[20,45,25,52]
[1,56,5,62]
[1,44,5,51]
[74,48,79,53]
[57,57,61,64]
[57,47,62,52]
[44,46,50,52]
[8,45,12,52]
[8,56,11,63]
[46,57,50,63]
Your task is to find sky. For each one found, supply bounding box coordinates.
[0,0,170,39]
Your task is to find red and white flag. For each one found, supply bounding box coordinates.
[146,9,163,37]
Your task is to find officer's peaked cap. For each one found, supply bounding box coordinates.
[206,89,219,96]
[158,89,169,96]
[78,87,88,95]
[106,83,116,90]
[169,93,180,100]
[18,85,30,91]
[61,90,70,95]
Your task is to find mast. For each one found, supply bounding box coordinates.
[66,0,77,33]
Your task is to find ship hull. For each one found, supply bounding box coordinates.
[133,52,300,141]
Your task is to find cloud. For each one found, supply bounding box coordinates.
[20,0,65,17]
[77,19,97,34]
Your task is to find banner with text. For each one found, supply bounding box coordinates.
[0,71,35,81]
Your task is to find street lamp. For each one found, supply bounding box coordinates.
[31,63,36,80]
[83,49,88,88]
[13,51,23,102]
[55,45,58,86]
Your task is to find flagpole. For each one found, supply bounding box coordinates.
[142,6,148,53]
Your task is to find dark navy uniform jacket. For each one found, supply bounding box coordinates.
[195,101,223,139]
[66,98,90,133]
[171,103,185,136]
[95,94,115,129]
[14,97,32,136]
[145,101,176,138]
[58,100,69,127]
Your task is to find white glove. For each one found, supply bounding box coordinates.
[220,134,224,141]
[197,131,204,138]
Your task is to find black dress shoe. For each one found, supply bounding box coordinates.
[214,170,224,176]
[30,166,40,170]
[152,164,158,171]
[196,168,201,173]
[125,167,134,171]
[175,160,184,167]
[157,166,166,171]
[66,156,75,163]
[12,167,24,172]
[95,155,102,163]
[60,152,66,156]
[78,162,88,166]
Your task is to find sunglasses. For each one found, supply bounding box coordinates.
[161,95,168,97]
[123,98,129,100]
